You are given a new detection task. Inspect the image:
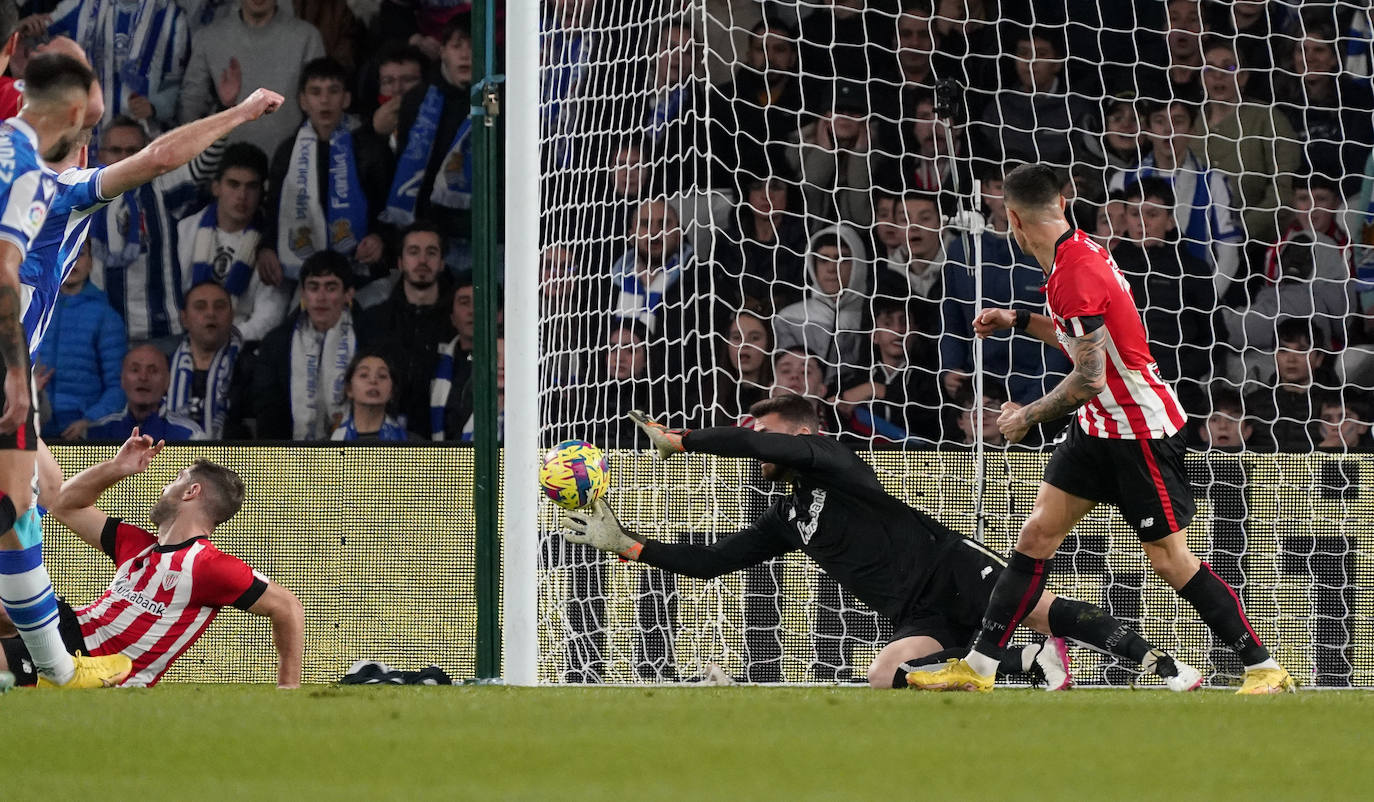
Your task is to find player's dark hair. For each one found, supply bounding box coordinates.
[400,220,447,256]
[300,250,353,288]
[0,1,19,43]
[23,53,95,106]
[182,279,230,309]
[1002,163,1061,209]
[299,58,351,94]
[186,459,245,526]
[749,394,822,431]
[216,142,269,182]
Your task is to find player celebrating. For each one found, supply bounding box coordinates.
[564,397,1203,690]
[909,164,1292,694]
[0,431,304,688]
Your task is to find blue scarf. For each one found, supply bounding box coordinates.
[331,411,409,441]
[650,87,684,140]
[277,122,368,277]
[609,242,692,331]
[381,85,473,225]
[188,202,255,295]
[90,187,143,269]
[429,337,462,441]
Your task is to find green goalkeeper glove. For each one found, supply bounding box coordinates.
[627,410,688,460]
[564,499,644,560]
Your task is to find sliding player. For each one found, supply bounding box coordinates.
[909,164,1292,694]
[564,398,1203,690]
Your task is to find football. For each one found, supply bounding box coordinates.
[539,440,610,510]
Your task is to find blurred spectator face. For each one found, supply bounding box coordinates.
[747,179,788,217]
[399,230,443,290]
[242,0,277,20]
[982,178,1007,226]
[772,352,825,398]
[873,308,910,364]
[61,242,93,293]
[1202,45,1243,102]
[347,355,394,408]
[606,327,647,380]
[122,346,171,410]
[212,166,264,232]
[656,25,694,86]
[551,0,591,27]
[1205,407,1249,448]
[896,12,934,76]
[378,58,424,102]
[1166,0,1202,63]
[959,394,1005,445]
[98,124,147,165]
[903,197,942,260]
[1093,198,1127,250]
[1145,102,1193,147]
[1102,102,1140,154]
[1319,402,1370,446]
[299,76,350,134]
[747,25,796,73]
[540,247,576,300]
[1293,187,1338,234]
[181,283,233,353]
[302,272,353,331]
[451,285,475,340]
[727,313,769,378]
[1275,335,1321,385]
[874,196,907,251]
[1126,192,1175,246]
[1296,34,1339,81]
[441,30,474,87]
[910,98,947,156]
[830,111,864,143]
[632,200,681,264]
[812,244,853,295]
[1013,36,1060,91]
[1231,1,1263,29]
[611,144,645,200]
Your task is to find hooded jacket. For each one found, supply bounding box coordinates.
[773,224,871,379]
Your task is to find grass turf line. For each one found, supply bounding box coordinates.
[6,685,1372,800]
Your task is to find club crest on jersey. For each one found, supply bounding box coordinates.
[161,571,182,591]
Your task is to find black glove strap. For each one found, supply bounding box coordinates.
[1014,309,1031,331]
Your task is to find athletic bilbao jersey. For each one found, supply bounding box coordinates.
[0,78,22,119]
[77,519,269,687]
[21,167,111,355]
[1045,229,1186,440]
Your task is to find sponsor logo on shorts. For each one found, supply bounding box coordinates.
[1140,517,1154,529]
[980,566,993,579]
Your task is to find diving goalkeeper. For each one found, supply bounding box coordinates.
[563,395,1202,690]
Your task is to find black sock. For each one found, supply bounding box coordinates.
[892,646,1021,688]
[971,550,1050,656]
[1047,597,1152,665]
[1177,562,1269,666]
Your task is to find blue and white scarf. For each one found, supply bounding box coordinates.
[277,122,368,279]
[429,336,465,441]
[66,0,177,121]
[380,85,473,225]
[187,202,257,296]
[90,187,142,270]
[331,411,409,441]
[649,87,685,140]
[289,310,357,440]
[610,242,692,332]
[163,329,241,439]
[460,409,503,443]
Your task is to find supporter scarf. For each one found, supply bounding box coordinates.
[649,87,684,139]
[187,203,258,295]
[381,86,473,225]
[89,189,143,269]
[459,409,503,443]
[289,310,356,440]
[163,329,241,438]
[609,242,692,332]
[330,411,409,441]
[277,122,367,278]
[429,336,462,441]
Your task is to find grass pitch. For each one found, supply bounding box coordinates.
[6,685,1371,800]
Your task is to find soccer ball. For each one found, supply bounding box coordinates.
[539,440,610,510]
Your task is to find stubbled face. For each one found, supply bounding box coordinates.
[347,356,393,407]
[752,411,809,480]
[151,467,194,526]
[728,314,769,377]
[399,231,443,289]
[182,284,233,352]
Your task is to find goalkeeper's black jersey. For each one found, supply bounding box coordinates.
[637,428,963,621]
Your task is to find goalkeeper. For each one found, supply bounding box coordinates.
[564,395,1202,690]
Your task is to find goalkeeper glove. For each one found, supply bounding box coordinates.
[627,409,688,460]
[564,499,644,560]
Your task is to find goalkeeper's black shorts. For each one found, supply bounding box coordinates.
[891,538,1007,651]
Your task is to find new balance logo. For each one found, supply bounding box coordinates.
[1140,517,1154,529]
[980,567,994,579]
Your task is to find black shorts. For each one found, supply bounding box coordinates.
[0,363,38,451]
[1043,422,1195,542]
[891,539,1007,650]
[0,597,85,685]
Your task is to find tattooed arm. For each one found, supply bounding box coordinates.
[0,240,30,434]
[997,325,1109,443]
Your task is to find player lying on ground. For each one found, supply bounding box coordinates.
[909,163,1293,695]
[563,396,1202,690]
[0,431,304,687]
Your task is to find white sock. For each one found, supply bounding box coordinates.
[966,650,1000,677]
[1246,658,1280,671]
[0,547,76,685]
[1021,644,1038,673]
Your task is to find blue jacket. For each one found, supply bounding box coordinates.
[36,282,127,432]
[87,408,205,442]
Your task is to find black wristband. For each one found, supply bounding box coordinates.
[1014,309,1031,330]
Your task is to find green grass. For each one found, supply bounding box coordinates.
[6,685,1372,800]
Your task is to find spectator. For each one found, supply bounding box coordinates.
[366,221,455,438]
[175,141,290,343]
[427,275,475,441]
[293,0,365,72]
[261,57,392,286]
[707,309,772,427]
[330,350,413,441]
[34,240,126,440]
[583,321,656,449]
[869,8,936,152]
[360,42,427,144]
[540,0,597,172]
[715,174,808,314]
[972,27,1089,165]
[1197,37,1300,245]
[1073,93,1144,195]
[27,0,190,131]
[890,92,973,210]
[1196,387,1250,451]
[442,335,505,444]
[1276,21,1374,195]
[875,191,944,324]
[1088,190,1129,252]
[927,0,1000,94]
[164,281,246,439]
[88,115,222,345]
[1108,98,1244,296]
[179,0,325,156]
[1243,318,1337,453]
[717,18,804,181]
[787,80,884,228]
[87,344,206,441]
[941,170,1072,405]
[1136,0,1205,102]
[251,251,368,440]
[1316,393,1374,453]
[834,298,942,444]
[795,0,895,101]
[773,224,870,380]
[1213,0,1285,101]
[770,347,828,403]
[950,380,1009,449]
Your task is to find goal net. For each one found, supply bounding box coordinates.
[528,0,1374,687]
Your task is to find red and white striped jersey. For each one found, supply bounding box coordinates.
[1045,230,1187,440]
[76,519,268,687]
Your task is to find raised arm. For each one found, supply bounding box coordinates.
[245,581,304,689]
[51,431,165,545]
[628,410,831,471]
[997,325,1108,443]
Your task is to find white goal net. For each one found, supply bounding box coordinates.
[526,0,1374,687]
